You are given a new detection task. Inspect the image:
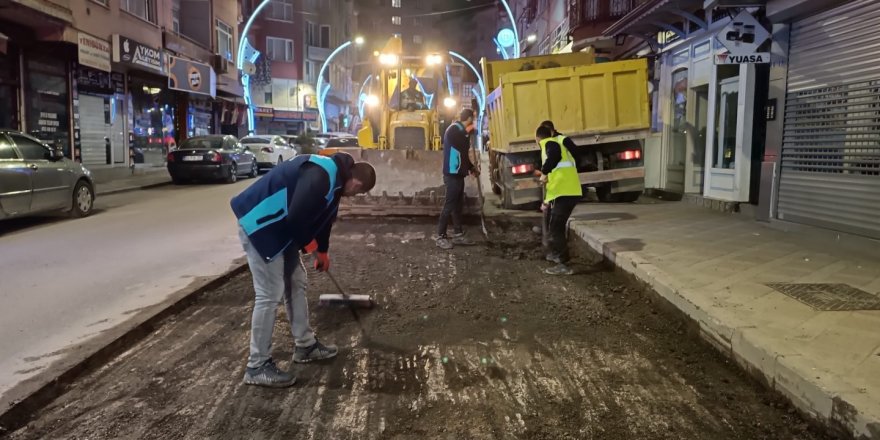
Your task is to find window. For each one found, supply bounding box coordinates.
[305,61,314,83]
[264,92,273,104]
[171,0,180,33]
[412,17,422,26]
[610,0,634,17]
[320,25,331,49]
[307,21,319,47]
[216,19,233,61]
[266,37,294,62]
[392,0,401,7]
[120,0,156,23]
[91,0,109,6]
[0,136,18,160]
[413,35,423,45]
[392,16,401,25]
[269,0,294,21]
[10,134,48,161]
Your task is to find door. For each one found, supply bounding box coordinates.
[110,96,125,164]
[80,94,110,166]
[666,69,688,193]
[703,64,756,201]
[0,134,32,217]
[10,133,70,212]
[685,86,709,194]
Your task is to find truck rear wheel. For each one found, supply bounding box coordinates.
[499,154,540,211]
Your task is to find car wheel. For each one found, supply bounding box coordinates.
[226,163,238,184]
[71,180,94,218]
[249,161,258,178]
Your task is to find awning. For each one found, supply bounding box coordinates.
[603,0,707,48]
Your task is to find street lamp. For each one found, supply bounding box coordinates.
[236,0,275,134]
[317,37,364,133]
[448,51,487,150]
[498,0,521,58]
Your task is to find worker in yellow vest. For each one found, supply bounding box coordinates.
[533,124,582,275]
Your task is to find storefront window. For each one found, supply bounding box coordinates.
[187,98,213,137]
[130,82,176,166]
[0,50,19,129]
[670,69,688,168]
[714,78,740,169]
[25,56,69,157]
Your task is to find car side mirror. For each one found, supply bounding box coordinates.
[47,147,64,161]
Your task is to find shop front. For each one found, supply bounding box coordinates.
[113,35,172,168]
[606,1,769,203]
[24,53,71,157]
[254,106,274,134]
[73,32,126,167]
[269,110,318,136]
[166,55,217,142]
[765,0,880,238]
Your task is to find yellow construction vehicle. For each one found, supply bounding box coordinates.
[342,36,479,216]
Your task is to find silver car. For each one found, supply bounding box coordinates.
[0,130,96,220]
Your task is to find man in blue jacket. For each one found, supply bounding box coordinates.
[231,152,376,387]
[436,108,477,249]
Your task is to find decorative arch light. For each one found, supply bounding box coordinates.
[449,51,487,150]
[236,0,274,134]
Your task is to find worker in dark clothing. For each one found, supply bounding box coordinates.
[400,81,425,111]
[534,125,582,275]
[230,153,376,387]
[436,108,477,250]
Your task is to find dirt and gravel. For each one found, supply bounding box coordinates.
[3,219,840,440]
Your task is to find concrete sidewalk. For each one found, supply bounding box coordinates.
[477,146,878,437]
[558,200,880,439]
[93,168,171,196]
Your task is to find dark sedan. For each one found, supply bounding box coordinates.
[167,135,257,184]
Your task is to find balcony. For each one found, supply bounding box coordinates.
[569,0,643,30]
[307,45,331,62]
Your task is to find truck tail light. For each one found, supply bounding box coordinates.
[616,150,641,161]
[511,163,535,175]
[261,146,274,153]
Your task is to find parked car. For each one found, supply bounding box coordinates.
[240,135,297,170]
[280,135,303,154]
[166,135,257,184]
[0,130,96,220]
[318,136,360,157]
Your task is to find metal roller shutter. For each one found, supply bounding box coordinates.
[79,94,108,166]
[778,0,880,238]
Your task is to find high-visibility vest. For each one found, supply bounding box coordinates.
[540,137,582,203]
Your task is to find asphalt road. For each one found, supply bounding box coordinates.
[0,181,251,407]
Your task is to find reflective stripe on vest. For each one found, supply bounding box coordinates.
[238,155,338,236]
[539,137,582,203]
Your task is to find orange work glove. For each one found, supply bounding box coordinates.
[315,252,330,272]
[303,239,318,254]
[533,170,543,178]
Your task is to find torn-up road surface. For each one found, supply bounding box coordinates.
[5,221,838,440]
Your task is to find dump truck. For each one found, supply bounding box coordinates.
[337,36,479,216]
[483,53,651,209]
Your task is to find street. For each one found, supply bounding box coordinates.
[0,182,250,406]
[3,221,836,440]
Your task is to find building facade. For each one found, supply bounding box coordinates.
[0,0,246,179]
[242,0,357,134]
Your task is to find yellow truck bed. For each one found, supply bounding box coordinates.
[485,58,650,154]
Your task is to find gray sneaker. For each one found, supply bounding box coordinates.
[293,340,339,363]
[451,230,466,238]
[545,254,562,264]
[545,264,574,276]
[243,359,296,388]
[436,237,454,250]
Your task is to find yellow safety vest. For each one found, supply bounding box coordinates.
[540,137,582,203]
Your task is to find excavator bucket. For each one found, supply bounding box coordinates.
[339,149,480,217]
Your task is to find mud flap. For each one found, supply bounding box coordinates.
[339,149,480,217]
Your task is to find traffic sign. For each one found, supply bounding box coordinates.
[716,10,770,56]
